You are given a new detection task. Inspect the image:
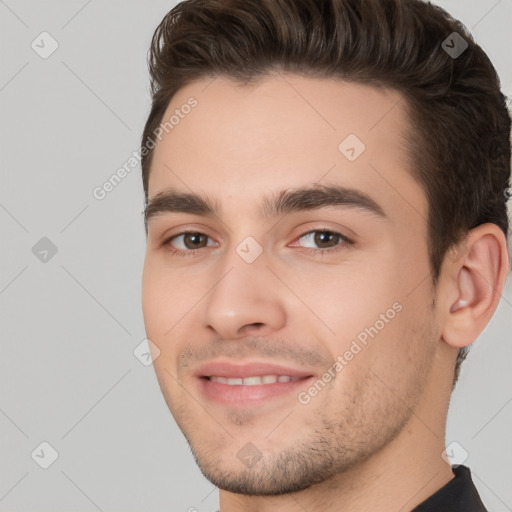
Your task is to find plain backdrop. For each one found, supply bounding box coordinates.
[0,1,511,511]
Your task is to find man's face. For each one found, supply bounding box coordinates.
[142,74,441,494]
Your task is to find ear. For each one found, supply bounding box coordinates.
[440,223,510,349]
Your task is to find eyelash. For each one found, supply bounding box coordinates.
[161,229,354,258]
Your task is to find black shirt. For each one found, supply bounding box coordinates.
[412,465,488,511]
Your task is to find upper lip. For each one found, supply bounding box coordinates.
[196,360,315,379]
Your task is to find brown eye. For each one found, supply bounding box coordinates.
[181,233,208,249]
[297,230,349,250]
[163,232,216,255]
[312,231,340,248]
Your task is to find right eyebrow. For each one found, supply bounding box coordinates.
[144,190,219,225]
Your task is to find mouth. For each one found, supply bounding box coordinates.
[195,361,315,406]
[208,374,304,385]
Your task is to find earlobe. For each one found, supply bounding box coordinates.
[442,224,509,349]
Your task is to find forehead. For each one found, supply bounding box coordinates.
[147,73,424,225]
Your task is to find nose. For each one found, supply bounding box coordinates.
[202,251,287,340]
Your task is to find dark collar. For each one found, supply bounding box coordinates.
[412,465,487,511]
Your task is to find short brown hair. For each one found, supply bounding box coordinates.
[141,0,511,386]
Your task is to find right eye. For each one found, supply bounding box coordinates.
[162,231,217,256]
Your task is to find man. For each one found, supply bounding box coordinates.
[140,0,511,510]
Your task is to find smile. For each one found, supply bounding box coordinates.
[208,375,303,385]
[195,361,315,406]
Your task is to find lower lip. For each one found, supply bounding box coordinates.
[198,377,314,406]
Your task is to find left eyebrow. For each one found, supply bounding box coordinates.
[144,183,387,228]
[261,184,387,220]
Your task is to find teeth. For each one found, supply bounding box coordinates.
[209,375,302,386]
[243,376,266,385]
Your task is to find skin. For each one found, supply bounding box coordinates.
[141,73,509,512]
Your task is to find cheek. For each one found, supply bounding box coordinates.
[142,258,184,347]
[289,263,399,338]
[284,253,430,376]
[142,256,193,327]
[142,257,212,371]
[141,261,165,336]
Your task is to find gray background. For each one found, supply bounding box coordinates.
[0,0,511,510]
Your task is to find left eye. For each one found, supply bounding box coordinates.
[294,230,351,250]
